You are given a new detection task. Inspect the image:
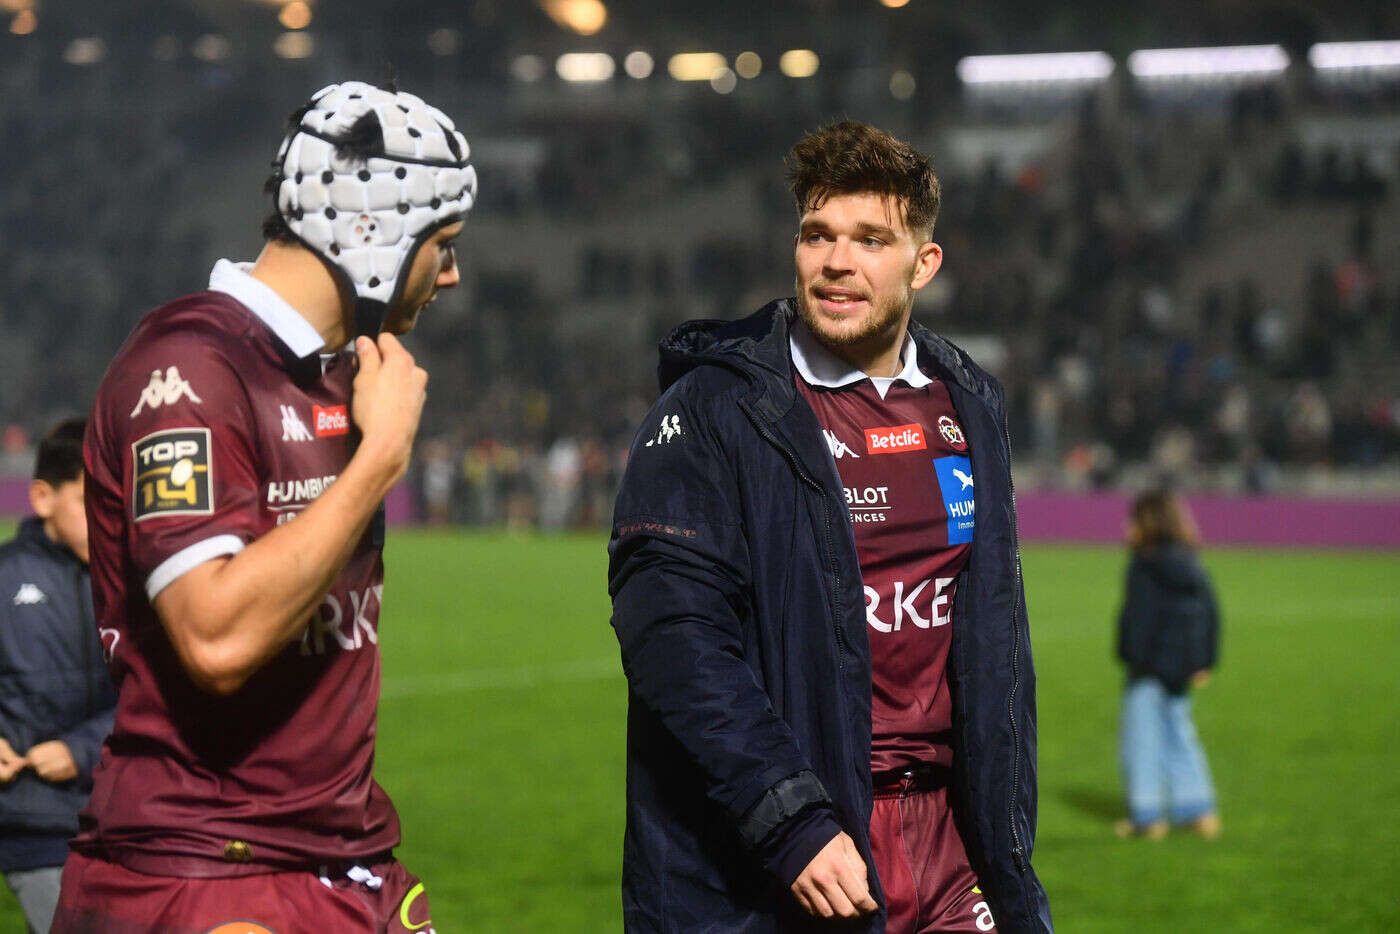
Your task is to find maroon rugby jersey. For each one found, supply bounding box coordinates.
[792,322,975,775]
[76,260,398,876]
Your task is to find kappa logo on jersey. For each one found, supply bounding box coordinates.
[865,423,926,454]
[825,430,860,459]
[280,405,314,442]
[131,428,213,522]
[864,576,955,632]
[938,414,968,451]
[933,455,975,544]
[12,583,46,605]
[314,404,350,437]
[129,366,202,418]
[645,414,684,447]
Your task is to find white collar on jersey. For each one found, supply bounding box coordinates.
[789,317,932,400]
[208,259,326,359]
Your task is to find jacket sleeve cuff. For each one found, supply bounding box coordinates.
[736,770,832,850]
[762,809,844,887]
[736,770,842,885]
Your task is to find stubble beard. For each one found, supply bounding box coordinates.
[794,275,913,357]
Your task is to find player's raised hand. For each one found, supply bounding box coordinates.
[0,737,25,783]
[790,830,878,920]
[352,333,428,482]
[26,740,78,783]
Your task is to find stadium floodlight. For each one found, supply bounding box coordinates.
[669,52,727,81]
[540,0,607,37]
[780,49,820,78]
[956,51,1113,86]
[64,36,106,65]
[278,1,310,30]
[1127,44,1289,80]
[1309,40,1400,72]
[623,50,654,79]
[273,31,313,60]
[556,52,615,82]
[511,54,547,82]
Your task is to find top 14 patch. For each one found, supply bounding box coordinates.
[132,427,213,522]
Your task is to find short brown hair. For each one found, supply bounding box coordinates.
[1130,489,1201,550]
[785,121,941,237]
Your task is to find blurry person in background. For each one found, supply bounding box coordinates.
[0,418,116,934]
[1115,490,1222,840]
[609,121,1050,933]
[52,81,475,933]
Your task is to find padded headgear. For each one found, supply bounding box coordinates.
[272,81,477,336]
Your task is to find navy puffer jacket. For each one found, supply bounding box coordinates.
[608,301,1052,933]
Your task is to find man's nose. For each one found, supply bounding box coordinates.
[823,237,855,276]
[437,261,461,289]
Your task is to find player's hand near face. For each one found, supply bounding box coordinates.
[0,737,26,783]
[352,333,428,487]
[790,831,879,920]
[25,740,78,783]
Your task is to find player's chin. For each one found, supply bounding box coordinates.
[382,306,422,335]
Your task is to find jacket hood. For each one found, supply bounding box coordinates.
[1136,543,1206,593]
[658,299,794,394]
[658,299,983,405]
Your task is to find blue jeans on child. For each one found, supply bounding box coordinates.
[1120,676,1217,826]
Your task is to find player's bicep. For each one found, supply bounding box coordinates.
[151,555,233,641]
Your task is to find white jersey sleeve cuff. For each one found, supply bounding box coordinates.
[145,535,246,601]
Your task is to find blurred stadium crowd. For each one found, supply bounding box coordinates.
[3,0,1399,528]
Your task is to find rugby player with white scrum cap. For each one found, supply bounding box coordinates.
[53,81,475,933]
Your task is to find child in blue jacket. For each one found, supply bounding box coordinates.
[1115,490,1221,839]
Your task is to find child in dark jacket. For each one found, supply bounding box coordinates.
[1115,490,1221,839]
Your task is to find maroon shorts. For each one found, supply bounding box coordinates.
[51,850,434,934]
[869,769,997,934]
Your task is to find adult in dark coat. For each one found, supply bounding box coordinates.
[609,122,1052,933]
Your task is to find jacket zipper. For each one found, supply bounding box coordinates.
[1001,412,1027,874]
[742,405,849,671]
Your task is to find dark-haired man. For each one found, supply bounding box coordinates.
[609,121,1052,932]
[0,418,116,934]
[53,81,475,933]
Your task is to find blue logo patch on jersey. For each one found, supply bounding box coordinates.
[933,455,975,544]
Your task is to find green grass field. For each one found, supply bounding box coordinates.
[3,531,1397,931]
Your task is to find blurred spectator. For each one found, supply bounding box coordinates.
[1115,490,1221,840]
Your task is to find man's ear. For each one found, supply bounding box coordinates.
[29,479,55,519]
[911,240,943,292]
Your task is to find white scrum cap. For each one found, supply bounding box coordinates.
[272,81,477,333]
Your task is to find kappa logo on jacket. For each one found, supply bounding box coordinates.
[130,366,202,418]
[645,414,684,447]
[12,583,46,606]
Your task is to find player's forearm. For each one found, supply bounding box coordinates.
[156,446,403,694]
